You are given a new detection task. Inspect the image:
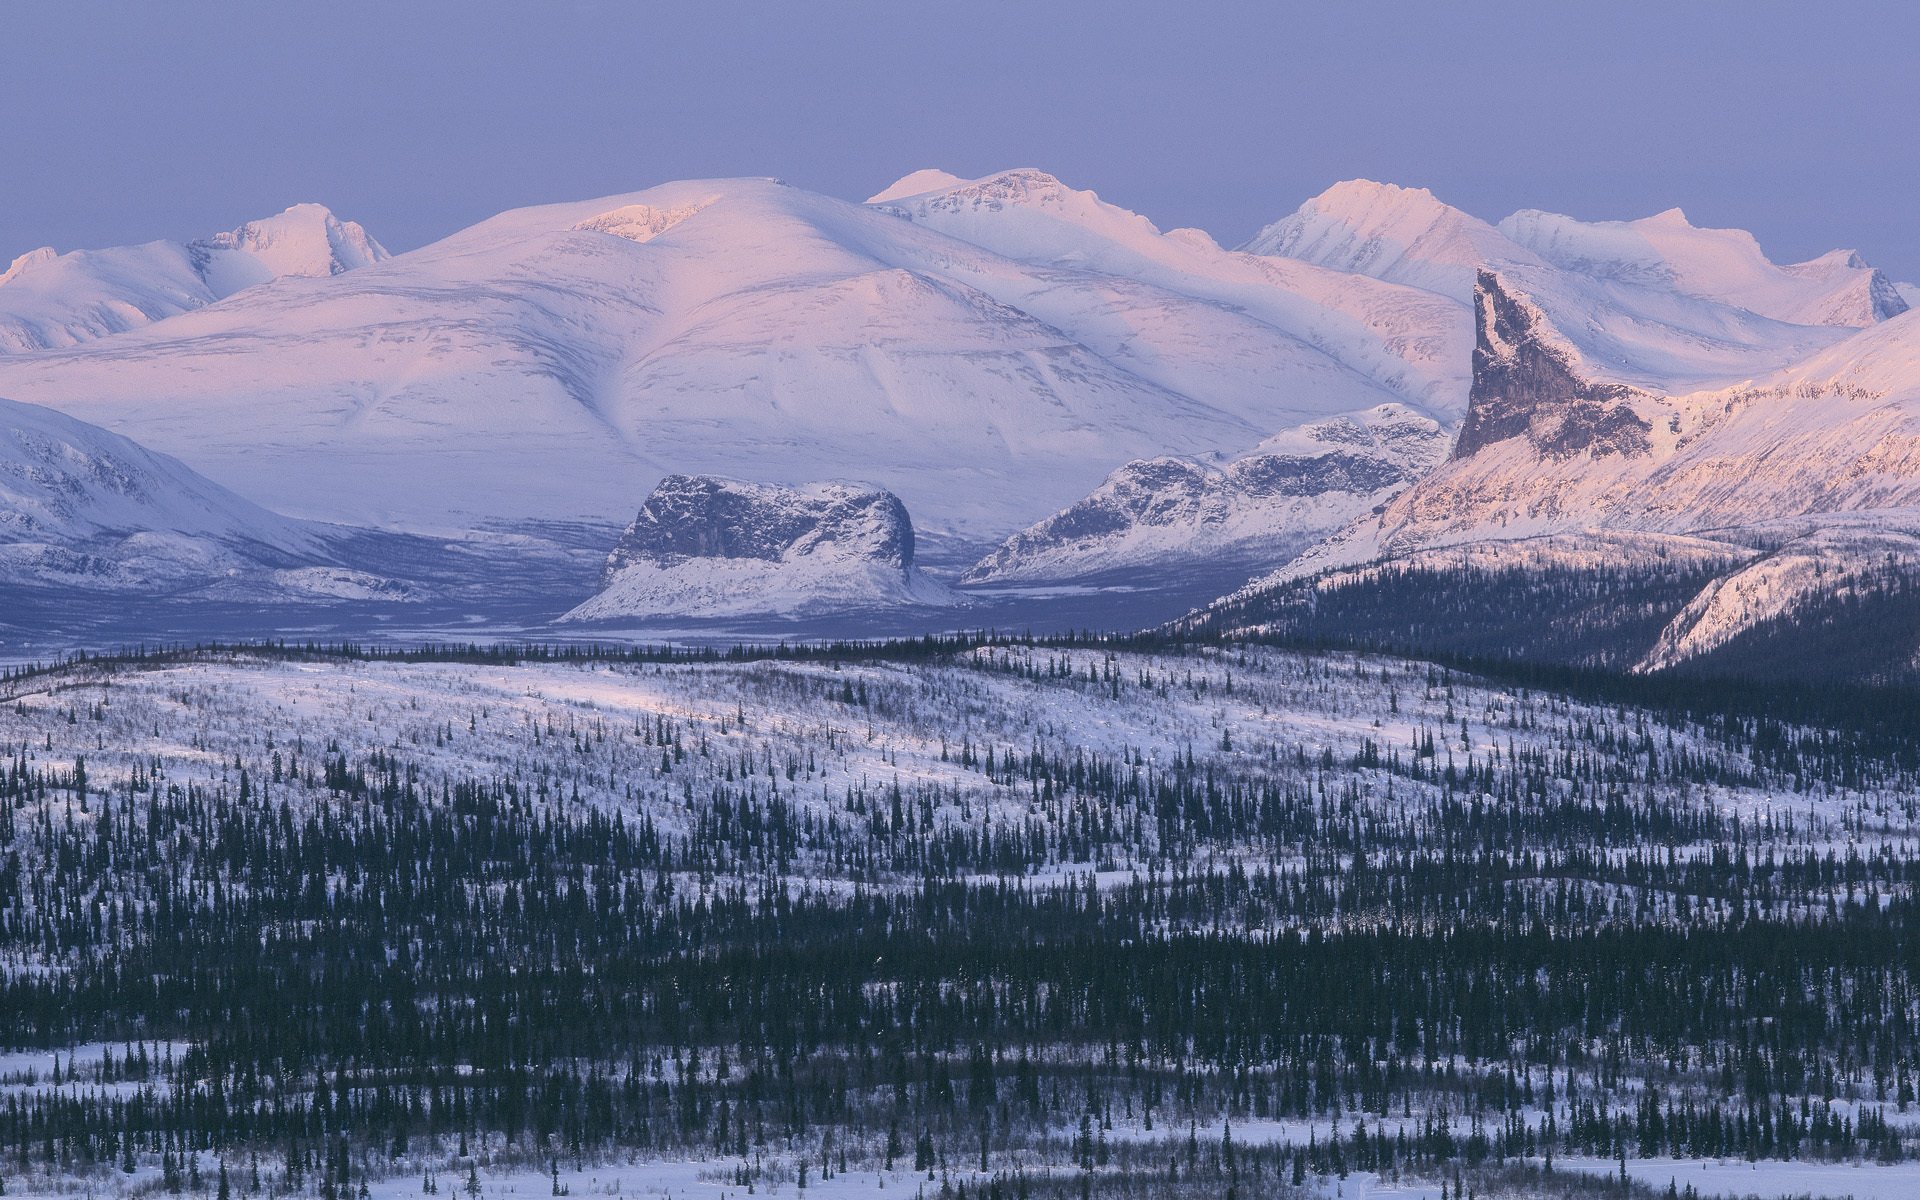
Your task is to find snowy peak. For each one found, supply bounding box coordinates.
[880,167,1081,209]
[1241,178,1528,298]
[865,169,969,205]
[564,476,956,624]
[1248,180,1868,395]
[869,167,1167,263]
[1,247,58,285]
[0,203,387,354]
[193,203,389,288]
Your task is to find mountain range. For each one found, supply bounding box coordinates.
[2,169,1918,676]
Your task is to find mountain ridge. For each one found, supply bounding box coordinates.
[0,204,387,354]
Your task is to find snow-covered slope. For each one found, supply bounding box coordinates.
[872,169,1468,420]
[0,204,387,353]
[561,475,956,623]
[1377,275,1920,552]
[1498,206,1908,328]
[962,405,1446,585]
[1239,275,1920,583]
[0,395,346,592]
[0,174,1468,541]
[1638,521,1920,672]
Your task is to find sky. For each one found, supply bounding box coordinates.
[4,0,1917,278]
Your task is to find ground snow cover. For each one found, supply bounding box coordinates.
[1558,1155,1920,1199]
[10,1148,1917,1200]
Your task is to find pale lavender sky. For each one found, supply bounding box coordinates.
[5,1,1916,278]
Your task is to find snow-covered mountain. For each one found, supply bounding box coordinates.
[0,204,387,354]
[873,169,1467,420]
[0,173,1467,542]
[962,405,1445,586]
[1252,180,1908,330]
[1375,272,1920,552]
[0,394,376,595]
[1244,180,1893,395]
[562,475,956,623]
[3,169,1916,661]
[937,175,1908,595]
[1243,179,1523,300]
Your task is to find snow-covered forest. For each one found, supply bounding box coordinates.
[2,639,1919,1200]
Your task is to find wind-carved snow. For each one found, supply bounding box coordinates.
[573,197,720,243]
[562,475,958,622]
[0,204,387,354]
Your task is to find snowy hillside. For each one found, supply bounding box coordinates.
[1638,520,1920,672]
[0,204,386,353]
[0,394,385,595]
[7,641,1920,1198]
[962,404,1446,586]
[562,475,956,623]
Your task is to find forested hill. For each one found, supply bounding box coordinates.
[1,641,1919,1200]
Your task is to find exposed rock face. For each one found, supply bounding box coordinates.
[961,406,1447,586]
[1864,266,1912,324]
[604,475,914,573]
[1456,271,1651,460]
[565,476,952,623]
